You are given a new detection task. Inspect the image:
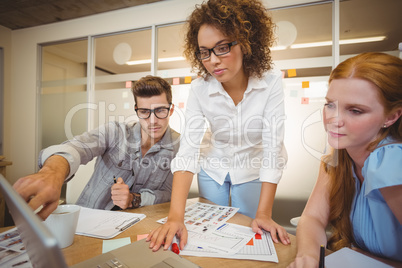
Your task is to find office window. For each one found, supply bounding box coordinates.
[40,39,88,149]
[93,29,152,128]
[270,2,333,77]
[340,0,402,56]
[156,23,193,133]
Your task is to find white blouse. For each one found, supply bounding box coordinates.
[171,68,287,185]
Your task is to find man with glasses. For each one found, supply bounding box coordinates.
[13,76,180,219]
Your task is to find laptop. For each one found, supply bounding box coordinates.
[0,174,200,268]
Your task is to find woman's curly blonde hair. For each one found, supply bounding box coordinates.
[184,0,275,78]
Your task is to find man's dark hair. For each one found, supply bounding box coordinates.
[132,75,172,106]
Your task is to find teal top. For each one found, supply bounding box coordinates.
[350,137,402,262]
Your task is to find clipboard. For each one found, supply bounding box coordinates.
[75,207,146,239]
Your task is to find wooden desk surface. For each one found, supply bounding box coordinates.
[62,197,297,268]
[1,198,399,267]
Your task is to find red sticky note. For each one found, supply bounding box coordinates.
[255,233,262,240]
[301,97,309,104]
[173,77,180,85]
[246,238,254,246]
[287,69,297,77]
[125,81,132,88]
[302,81,309,88]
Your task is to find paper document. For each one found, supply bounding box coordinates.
[181,228,278,262]
[325,247,393,268]
[76,207,146,239]
[0,227,33,268]
[187,223,255,254]
[158,202,239,235]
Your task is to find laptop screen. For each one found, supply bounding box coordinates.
[0,174,68,268]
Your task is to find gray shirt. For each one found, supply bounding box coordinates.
[39,121,180,210]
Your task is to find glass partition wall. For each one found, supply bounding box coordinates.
[38,0,401,201]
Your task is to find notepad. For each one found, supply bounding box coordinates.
[325,247,393,268]
[75,207,146,239]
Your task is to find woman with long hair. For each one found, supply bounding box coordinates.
[289,52,402,267]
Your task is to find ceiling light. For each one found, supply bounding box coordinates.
[290,36,386,49]
[126,56,185,65]
[126,59,151,65]
[271,46,288,51]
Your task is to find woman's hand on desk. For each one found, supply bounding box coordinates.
[251,215,291,245]
[147,219,188,252]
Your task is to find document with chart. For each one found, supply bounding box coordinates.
[157,202,239,235]
[181,227,278,262]
[186,223,255,254]
[157,202,278,262]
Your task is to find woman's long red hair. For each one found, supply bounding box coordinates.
[323,52,402,250]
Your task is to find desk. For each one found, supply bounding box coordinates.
[63,198,297,268]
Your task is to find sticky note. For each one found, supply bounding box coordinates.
[102,237,131,253]
[290,90,298,98]
[255,233,262,240]
[173,77,180,85]
[302,81,310,88]
[287,69,297,77]
[137,234,149,241]
[301,97,309,104]
[246,238,254,246]
[184,76,192,84]
[178,102,185,109]
[125,81,132,88]
[281,71,285,79]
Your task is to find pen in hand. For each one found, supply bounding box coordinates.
[171,236,180,255]
[319,245,325,268]
[113,176,117,184]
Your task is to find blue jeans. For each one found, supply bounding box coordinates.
[197,169,262,218]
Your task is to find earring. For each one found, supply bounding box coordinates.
[383,124,387,128]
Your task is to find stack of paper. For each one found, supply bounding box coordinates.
[161,202,278,262]
[76,207,146,239]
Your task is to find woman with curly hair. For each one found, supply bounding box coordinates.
[148,0,289,251]
[288,52,402,267]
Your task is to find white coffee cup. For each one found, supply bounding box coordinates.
[43,204,81,248]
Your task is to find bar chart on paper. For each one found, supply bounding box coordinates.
[235,232,278,262]
[181,227,278,262]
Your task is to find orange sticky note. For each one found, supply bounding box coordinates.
[246,238,254,246]
[255,233,262,240]
[125,81,132,88]
[137,234,149,241]
[287,69,297,77]
[184,76,192,84]
[302,81,310,88]
[173,77,180,85]
[301,97,309,104]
